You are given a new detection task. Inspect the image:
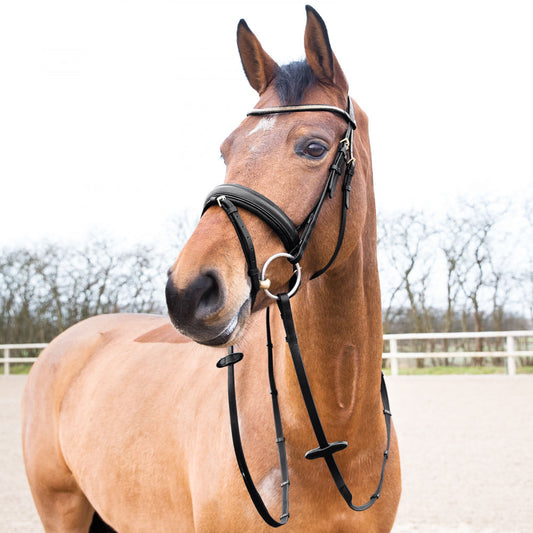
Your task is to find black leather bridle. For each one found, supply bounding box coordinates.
[203,99,357,304]
[201,98,392,527]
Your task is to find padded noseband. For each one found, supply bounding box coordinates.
[203,184,300,256]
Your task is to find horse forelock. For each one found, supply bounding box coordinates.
[274,60,317,105]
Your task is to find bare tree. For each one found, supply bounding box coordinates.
[379,210,436,334]
[442,199,510,362]
[0,239,167,344]
[440,215,471,334]
[378,210,438,367]
[165,209,199,251]
[515,199,533,326]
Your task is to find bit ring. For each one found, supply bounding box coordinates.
[260,253,302,300]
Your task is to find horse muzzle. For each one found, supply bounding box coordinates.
[165,269,251,346]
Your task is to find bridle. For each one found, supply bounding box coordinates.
[201,97,392,527]
[203,99,357,306]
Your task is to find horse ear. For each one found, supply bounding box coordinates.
[237,19,279,94]
[304,5,348,93]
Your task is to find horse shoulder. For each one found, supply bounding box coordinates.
[22,313,222,530]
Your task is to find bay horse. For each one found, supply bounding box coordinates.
[22,6,401,532]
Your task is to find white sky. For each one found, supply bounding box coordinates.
[1,0,532,248]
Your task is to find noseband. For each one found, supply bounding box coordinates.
[201,98,391,527]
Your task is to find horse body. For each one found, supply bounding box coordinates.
[22,7,400,532]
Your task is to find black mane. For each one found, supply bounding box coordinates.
[274,60,317,105]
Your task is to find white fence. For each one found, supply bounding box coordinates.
[2,330,533,376]
[1,343,47,375]
[383,330,533,376]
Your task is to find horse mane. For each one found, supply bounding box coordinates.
[274,60,317,105]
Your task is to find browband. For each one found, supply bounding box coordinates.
[248,104,356,130]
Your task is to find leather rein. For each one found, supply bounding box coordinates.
[201,98,392,527]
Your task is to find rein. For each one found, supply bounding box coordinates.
[202,98,392,527]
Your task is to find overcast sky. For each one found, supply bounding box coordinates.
[1,0,531,248]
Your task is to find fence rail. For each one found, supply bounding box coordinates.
[383,330,533,376]
[2,330,533,375]
[1,343,47,375]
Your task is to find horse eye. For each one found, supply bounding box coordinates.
[303,142,327,159]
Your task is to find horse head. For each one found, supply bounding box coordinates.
[166,6,372,346]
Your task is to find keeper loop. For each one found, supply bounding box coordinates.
[216,351,244,368]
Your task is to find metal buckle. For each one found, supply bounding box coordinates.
[260,253,302,300]
[216,195,227,207]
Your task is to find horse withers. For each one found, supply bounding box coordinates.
[22,6,401,532]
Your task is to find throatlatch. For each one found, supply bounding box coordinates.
[203,97,392,527]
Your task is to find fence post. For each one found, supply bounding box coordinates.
[390,338,399,376]
[506,335,516,376]
[3,348,10,376]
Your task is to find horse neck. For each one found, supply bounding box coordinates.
[275,212,383,440]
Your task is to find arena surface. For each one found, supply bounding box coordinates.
[2,374,532,532]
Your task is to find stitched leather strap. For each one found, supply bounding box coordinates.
[309,157,355,280]
[203,184,300,257]
[217,318,290,528]
[215,196,261,307]
[248,104,356,129]
[277,293,391,512]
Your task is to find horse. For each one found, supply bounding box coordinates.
[22,6,401,532]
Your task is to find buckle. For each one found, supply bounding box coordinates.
[339,137,350,149]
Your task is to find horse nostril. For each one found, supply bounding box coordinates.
[196,273,223,318]
[166,271,226,329]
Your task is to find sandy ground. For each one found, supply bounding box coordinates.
[2,374,532,532]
